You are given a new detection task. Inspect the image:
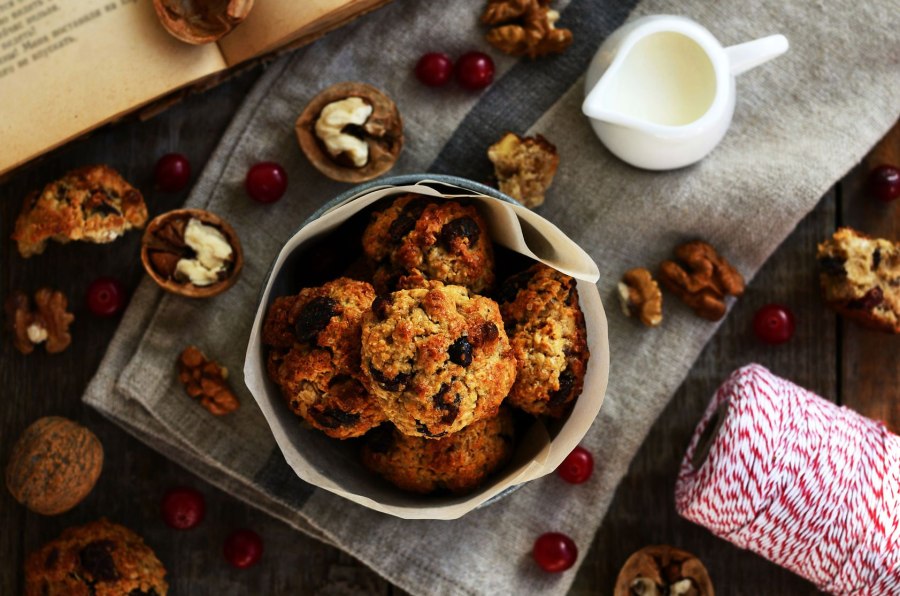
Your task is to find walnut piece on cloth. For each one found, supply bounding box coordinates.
[177,346,240,415]
[12,165,147,258]
[4,289,74,355]
[618,268,663,327]
[153,0,254,45]
[659,241,745,321]
[487,132,559,208]
[481,0,573,58]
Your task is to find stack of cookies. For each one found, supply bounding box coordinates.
[262,194,590,495]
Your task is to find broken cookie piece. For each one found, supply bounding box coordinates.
[658,240,744,321]
[4,289,74,355]
[12,165,147,258]
[141,209,243,298]
[482,0,573,58]
[295,82,403,183]
[618,268,663,327]
[488,132,559,208]
[817,227,900,333]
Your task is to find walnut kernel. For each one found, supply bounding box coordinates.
[618,268,663,327]
[482,0,573,58]
[4,289,74,354]
[177,346,240,415]
[658,241,744,321]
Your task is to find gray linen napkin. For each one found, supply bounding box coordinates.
[84,0,899,593]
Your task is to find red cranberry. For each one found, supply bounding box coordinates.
[868,164,900,203]
[161,487,206,530]
[154,153,191,193]
[456,51,495,90]
[415,52,453,87]
[86,277,127,317]
[752,304,796,345]
[533,532,578,573]
[224,529,263,569]
[245,162,288,203]
[557,446,594,484]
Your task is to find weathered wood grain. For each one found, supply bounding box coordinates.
[840,121,900,433]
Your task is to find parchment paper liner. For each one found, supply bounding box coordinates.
[244,179,609,520]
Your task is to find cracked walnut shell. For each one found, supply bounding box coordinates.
[614,545,714,596]
[482,0,573,58]
[618,268,663,327]
[178,346,240,415]
[659,241,744,321]
[153,0,254,45]
[488,132,559,208]
[295,82,403,183]
[4,289,74,355]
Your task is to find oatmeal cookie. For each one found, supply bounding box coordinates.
[361,195,495,294]
[262,278,385,439]
[13,165,148,258]
[25,518,167,596]
[498,263,590,417]
[360,283,516,438]
[817,227,900,333]
[362,407,515,494]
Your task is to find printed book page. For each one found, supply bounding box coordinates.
[217,0,388,66]
[0,0,227,175]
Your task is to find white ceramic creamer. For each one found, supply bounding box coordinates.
[582,16,788,170]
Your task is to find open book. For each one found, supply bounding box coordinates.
[0,0,390,177]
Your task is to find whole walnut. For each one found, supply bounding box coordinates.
[6,417,104,515]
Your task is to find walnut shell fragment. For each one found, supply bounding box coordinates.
[296,82,404,183]
[153,0,254,45]
[141,208,243,299]
[614,545,714,596]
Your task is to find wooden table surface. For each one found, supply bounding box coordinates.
[1,65,897,595]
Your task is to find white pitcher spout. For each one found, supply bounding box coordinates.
[582,77,634,128]
[725,34,789,76]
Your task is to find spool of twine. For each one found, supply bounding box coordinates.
[675,364,900,594]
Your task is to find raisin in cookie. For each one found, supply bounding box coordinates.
[499,263,590,417]
[361,195,495,294]
[360,282,516,438]
[262,278,386,439]
[25,518,167,596]
[817,227,900,333]
[13,165,147,258]
[362,407,515,494]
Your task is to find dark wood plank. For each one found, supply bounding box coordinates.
[840,121,900,433]
[0,66,391,596]
[571,190,837,595]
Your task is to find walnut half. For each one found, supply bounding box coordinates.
[153,0,254,45]
[482,0,573,58]
[658,241,744,321]
[618,268,663,327]
[178,346,240,415]
[614,545,714,596]
[4,289,74,355]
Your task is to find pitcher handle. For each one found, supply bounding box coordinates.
[725,34,789,76]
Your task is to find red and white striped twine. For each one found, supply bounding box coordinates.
[675,364,900,595]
